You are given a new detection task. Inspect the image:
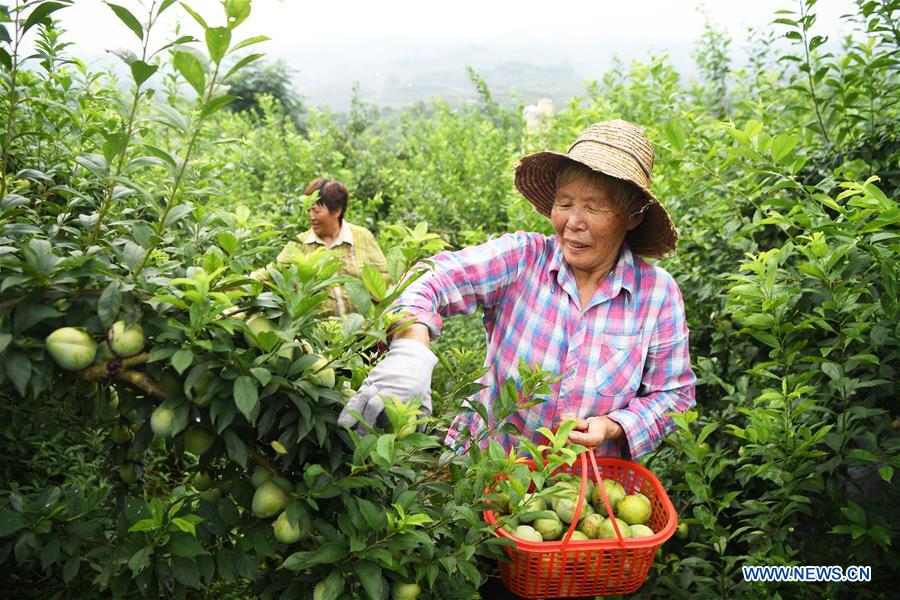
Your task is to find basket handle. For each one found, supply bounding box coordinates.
[559,451,588,547]
[588,449,627,547]
[559,449,627,549]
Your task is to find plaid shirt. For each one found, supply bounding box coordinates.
[396,231,696,459]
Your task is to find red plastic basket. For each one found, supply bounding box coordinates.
[483,451,677,599]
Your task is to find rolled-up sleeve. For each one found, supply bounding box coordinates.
[394,232,537,337]
[606,277,696,459]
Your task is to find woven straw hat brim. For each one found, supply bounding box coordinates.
[514,150,678,259]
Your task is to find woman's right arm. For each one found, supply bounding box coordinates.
[392,231,540,339]
[392,322,431,346]
[337,232,542,431]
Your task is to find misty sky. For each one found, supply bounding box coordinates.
[29,0,857,109]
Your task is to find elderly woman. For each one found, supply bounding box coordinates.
[338,120,695,459]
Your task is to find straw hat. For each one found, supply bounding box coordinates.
[514,119,677,258]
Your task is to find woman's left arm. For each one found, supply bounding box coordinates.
[605,277,697,459]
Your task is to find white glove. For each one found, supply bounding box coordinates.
[337,339,437,432]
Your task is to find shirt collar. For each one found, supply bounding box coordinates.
[303,222,354,247]
[548,238,637,301]
[616,242,638,297]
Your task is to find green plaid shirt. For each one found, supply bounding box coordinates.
[272,221,389,316]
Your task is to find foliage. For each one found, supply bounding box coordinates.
[0,0,898,598]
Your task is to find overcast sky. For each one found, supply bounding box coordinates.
[33,0,858,108]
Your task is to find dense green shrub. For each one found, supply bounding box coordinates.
[1,0,897,598]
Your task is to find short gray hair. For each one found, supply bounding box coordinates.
[555,160,644,215]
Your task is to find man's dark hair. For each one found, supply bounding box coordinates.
[305,177,349,224]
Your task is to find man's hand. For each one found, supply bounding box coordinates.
[560,412,624,447]
[337,338,436,432]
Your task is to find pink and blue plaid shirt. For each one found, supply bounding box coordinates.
[396,231,696,459]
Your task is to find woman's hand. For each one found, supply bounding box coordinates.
[560,413,624,447]
[337,338,436,432]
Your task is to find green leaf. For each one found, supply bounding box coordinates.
[233,375,259,422]
[171,517,196,537]
[153,103,191,133]
[119,240,145,271]
[130,59,158,86]
[102,132,129,164]
[740,313,775,329]
[821,362,842,380]
[285,501,312,533]
[217,232,238,254]
[62,556,80,583]
[663,120,686,151]
[98,281,121,327]
[0,507,26,537]
[353,560,384,600]
[361,264,388,301]
[879,466,893,483]
[157,0,178,15]
[280,540,349,571]
[179,3,208,28]
[302,464,326,490]
[39,537,60,570]
[344,280,372,316]
[222,429,247,468]
[697,422,718,445]
[76,153,108,175]
[169,532,206,557]
[809,34,828,52]
[249,367,271,387]
[374,434,396,467]
[840,501,866,525]
[163,203,195,227]
[746,329,779,348]
[222,52,264,81]
[770,132,800,162]
[173,50,206,97]
[199,94,236,120]
[109,48,139,66]
[149,497,165,525]
[316,569,346,600]
[171,349,194,375]
[343,313,365,336]
[356,498,385,531]
[229,35,269,54]
[142,144,178,172]
[403,512,433,527]
[224,0,252,28]
[23,1,69,34]
[172,557,201,587]
[684,472,708,503]
[6,352,31,396]
[105,3,143,40]
[848,448,880,463]
[205,26,231,63]
[128,518,159,533]
[14,304,62,333]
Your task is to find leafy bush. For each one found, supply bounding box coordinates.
[1,0,897,598]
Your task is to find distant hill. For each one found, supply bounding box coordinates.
[293,42,666,110]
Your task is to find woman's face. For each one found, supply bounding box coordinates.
[308,202,341,238]
[550,177,640,278]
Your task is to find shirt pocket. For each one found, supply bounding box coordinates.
[593,332,644,397]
